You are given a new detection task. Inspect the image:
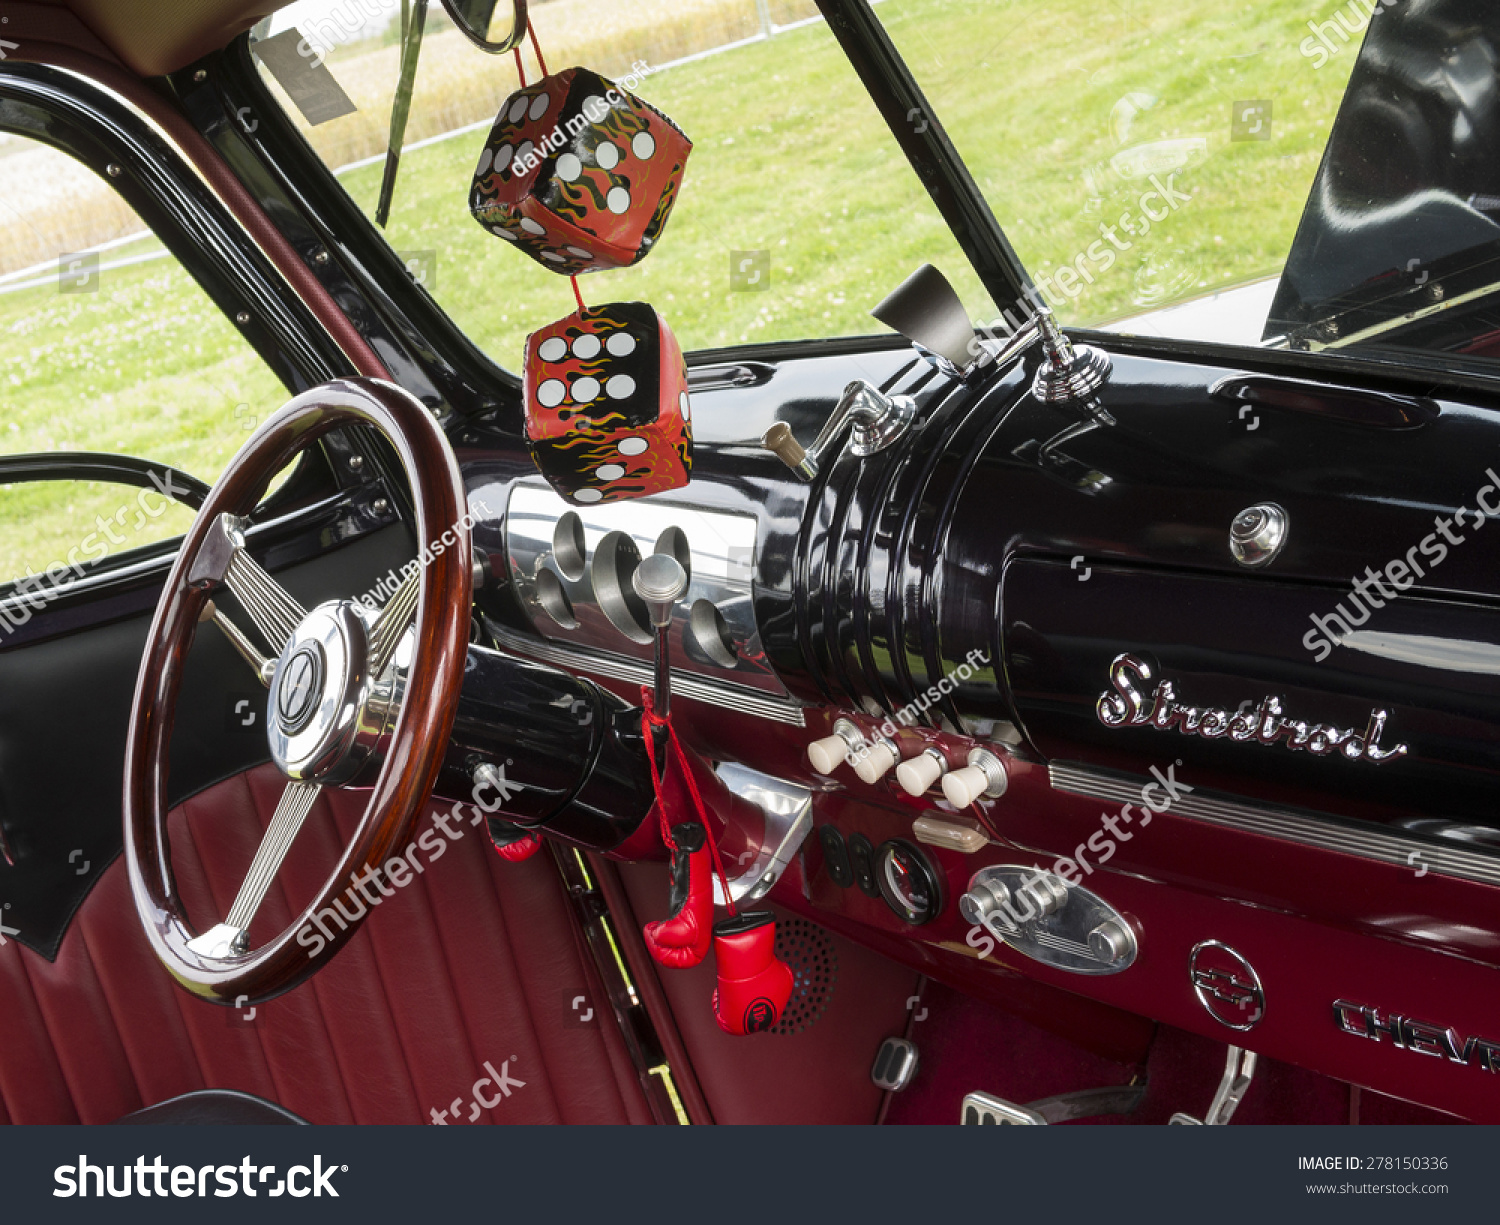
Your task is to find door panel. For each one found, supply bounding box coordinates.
[0,526,411,958]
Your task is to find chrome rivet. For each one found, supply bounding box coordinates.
[235,311,251,325]
[313,248,330,266]
[372,498,390,515]
[106,163,123,178]
[193,69,208,83]
[348,455,364,472]
[1229,502,1288,568]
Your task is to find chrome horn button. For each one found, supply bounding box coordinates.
[275,642,325,734]
[267,601,392,784]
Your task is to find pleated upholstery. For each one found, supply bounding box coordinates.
[0,763,652,1125]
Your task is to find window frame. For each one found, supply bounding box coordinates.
[0,61,394,623]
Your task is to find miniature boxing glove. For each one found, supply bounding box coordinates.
[643,822,713,968]
[487,816,543,862]
[711,911,794,1035]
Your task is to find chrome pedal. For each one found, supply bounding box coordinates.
[961,1083,1147,1125]
[871,1037,918,1092]
[961,1092,1046,1125]
[1169,1045,1257,1125]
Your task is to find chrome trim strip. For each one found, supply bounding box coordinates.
[1048,761,1500,888]
[488,622,807,726]
[1339,629,1500,676]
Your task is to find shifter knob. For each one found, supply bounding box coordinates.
[633,553,689,627]
[634,552,689,718]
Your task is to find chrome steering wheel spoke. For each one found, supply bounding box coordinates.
[188,512,306,657]
[370,565,419,678]
[186,778,322,959]
[198,599,276,687]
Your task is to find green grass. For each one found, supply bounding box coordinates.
[358,0,1356,359]
[355,15,996,364]
[0,258,287,579]
[0,0,1358,580]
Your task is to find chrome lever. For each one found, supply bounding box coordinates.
[761,379,917,482]
[632,553,689,718]
[1169,1045,1258,1125]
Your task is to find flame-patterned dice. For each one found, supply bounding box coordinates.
[470,67,692,274]
[523,301,691,505]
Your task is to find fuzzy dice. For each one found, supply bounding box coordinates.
[470,67,692,274]
[523,301,692,504]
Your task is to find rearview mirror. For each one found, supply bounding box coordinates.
[441,0,529,53]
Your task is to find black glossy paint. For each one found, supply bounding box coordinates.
[437,644,655,849]
[0,453,210,509]
[1003,558,1500,827]
[172,40,522,423]
[137,16,1500,859]
[1269,0,1500,353]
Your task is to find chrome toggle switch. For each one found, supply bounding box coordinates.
[1087,918,1135,966]
[961,865,1138,976]
[958,877,1013,928]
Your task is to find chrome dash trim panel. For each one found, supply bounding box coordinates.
[1049,761,1500,889]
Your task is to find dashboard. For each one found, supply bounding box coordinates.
[456,338,1500,1122]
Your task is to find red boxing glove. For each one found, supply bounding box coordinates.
[711,911,794,1035]
[487,817,543,862]
[643,822,713,968]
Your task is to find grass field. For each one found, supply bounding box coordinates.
[0,0,1359,581]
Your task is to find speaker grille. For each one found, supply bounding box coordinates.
[770,916,837,1035]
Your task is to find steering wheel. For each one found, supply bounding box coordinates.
[124,378,472,1004]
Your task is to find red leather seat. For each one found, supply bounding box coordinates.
[0,764,652,1125]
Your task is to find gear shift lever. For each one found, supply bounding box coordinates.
[632,553,689,717]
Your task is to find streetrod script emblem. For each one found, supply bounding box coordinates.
[1095,653,1407,764]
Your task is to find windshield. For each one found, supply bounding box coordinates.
[251,1,996,364]
[878,0,1500,373]
[878,0,1359,344]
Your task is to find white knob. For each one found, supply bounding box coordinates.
[895,750,945,796]
[851,739,899,784]
[808,733,852,775]
[942,765,990,807]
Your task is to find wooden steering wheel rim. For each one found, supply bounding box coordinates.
[124,378,472,1004]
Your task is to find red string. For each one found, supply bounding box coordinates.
[967,799,1003,842]
[512,45,527,87]
[527,19,550,76]
[640,687,737,916]
[570,275,586,313]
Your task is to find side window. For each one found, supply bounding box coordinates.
[0,134,287,590]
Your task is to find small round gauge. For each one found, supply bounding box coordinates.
[875,839,942,925]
